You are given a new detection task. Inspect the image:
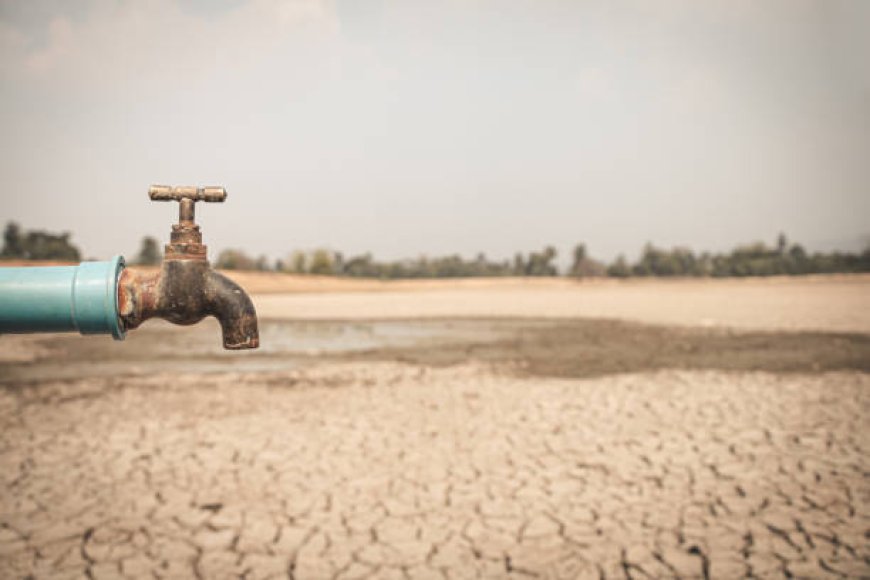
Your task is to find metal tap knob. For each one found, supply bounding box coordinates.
[148,185,227,202]
[148,185,227,226]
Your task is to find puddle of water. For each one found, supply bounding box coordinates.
[0,319,507,384]
[257,320,499,355]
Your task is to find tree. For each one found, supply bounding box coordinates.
[570,244,587,274]
[135,236,161,265]
[776,232,788,256]
[631,243,698,277]
[31,231,80,261]
[1,222,23,258]
[343,253,376,277]
[512,253,526,276]
[787,244,809,274]
[1,222,81,261]
[215,248,256,270]
[569,243,605,277]
[288,251,308,274]
[309,249,335,275]
[607,255,631,278]
[526,246,558,276]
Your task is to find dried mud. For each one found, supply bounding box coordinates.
[1,363,868,578]
[1,315,868,578]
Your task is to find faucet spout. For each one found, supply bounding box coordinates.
[205,270,259,349]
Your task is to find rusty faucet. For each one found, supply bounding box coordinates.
[117,186,260,349]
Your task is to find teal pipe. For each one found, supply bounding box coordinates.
[0,256,125,339]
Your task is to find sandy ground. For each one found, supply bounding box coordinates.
[1,275,869,579]
[249,275,870,334]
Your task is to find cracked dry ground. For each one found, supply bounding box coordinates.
[1,364,868,579]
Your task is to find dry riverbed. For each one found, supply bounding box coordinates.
[1,276,869,578]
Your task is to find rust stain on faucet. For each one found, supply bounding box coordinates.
[118,186,259,350]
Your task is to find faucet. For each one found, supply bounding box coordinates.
[0,185,258,348]
[117,186,259,349]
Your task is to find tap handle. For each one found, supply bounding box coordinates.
[149,185,227,203]
[149,185,226,229]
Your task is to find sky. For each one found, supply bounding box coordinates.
[0,0,868,266]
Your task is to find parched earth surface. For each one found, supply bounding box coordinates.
[1,358,868,579]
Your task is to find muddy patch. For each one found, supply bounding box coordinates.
[347,319,870,378]
[2,318,868,384]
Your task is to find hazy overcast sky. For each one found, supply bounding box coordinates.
[1,0,868,264]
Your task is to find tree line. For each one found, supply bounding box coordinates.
[595,234,870,278]
[212,246,560,277]
[213,233,870,279]
[1,222,81,261]
[3,222,869,278]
